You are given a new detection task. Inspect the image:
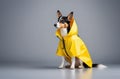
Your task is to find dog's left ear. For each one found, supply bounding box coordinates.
[67,11,73,21]
[57,10,62,18]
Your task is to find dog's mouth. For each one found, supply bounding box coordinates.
[54,22,70,29]
[54,22,60,28]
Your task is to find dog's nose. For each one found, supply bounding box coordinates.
[54,24,57,28]
[54,24,56,26]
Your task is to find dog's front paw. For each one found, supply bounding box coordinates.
[70,65,75,69]
[58,65,64,69]
[78,65,84,69]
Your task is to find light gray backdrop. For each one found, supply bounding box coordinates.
[0,0,120,66]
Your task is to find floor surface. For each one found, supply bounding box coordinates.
[0,64,120,79]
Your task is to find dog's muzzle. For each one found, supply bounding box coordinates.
[54,22,60,28]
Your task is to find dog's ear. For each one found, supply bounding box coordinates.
[67,11,73,21]
[57,10,62,18]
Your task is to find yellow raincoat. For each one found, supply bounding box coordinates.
[56,18,93,67]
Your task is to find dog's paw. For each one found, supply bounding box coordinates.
[58,65,64,69]
[78,65,84,69]
[70,65,75,69]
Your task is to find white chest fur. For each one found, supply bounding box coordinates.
[60,28,67,37]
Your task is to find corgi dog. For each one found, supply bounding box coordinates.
[54,10,107,69]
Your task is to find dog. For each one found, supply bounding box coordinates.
[54,10,107,69]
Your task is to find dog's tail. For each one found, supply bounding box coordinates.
[83,63,107,69]
[92,64,107,69]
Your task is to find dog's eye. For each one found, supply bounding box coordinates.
[60,20,65,23]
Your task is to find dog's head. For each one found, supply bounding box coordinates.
[54,10,73,33]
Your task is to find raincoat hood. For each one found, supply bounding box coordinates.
[56,17,78,39]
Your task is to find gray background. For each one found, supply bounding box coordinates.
[0,0,120,66]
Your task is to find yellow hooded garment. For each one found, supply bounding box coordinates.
[56,18,93,67]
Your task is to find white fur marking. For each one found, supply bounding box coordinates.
[56,22,60,28]
[60,28,67,37]
[70,57,75,69]
[58,57,65,68]
[56,22,68,37]
[97,64,107,69]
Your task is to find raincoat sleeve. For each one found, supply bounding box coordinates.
[56,40,64,56]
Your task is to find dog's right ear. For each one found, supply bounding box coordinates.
[67,11,73,21]
[57,10,62,18]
